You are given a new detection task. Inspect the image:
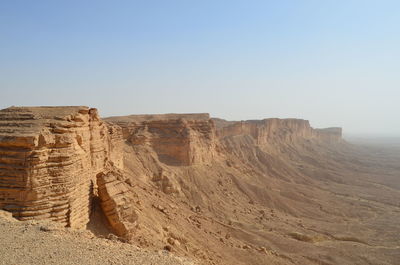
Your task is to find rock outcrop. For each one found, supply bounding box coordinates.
[6,106,386,265]
[105,113,216,166]
[2,106,399,265]
[96,169,138,239]
[314,127,343,143]
[214,118,342,144]
[0,106,343,235]
[0,106,123,228]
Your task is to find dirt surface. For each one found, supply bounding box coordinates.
[0,211,196,265]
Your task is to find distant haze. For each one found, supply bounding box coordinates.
[1,1,399,136]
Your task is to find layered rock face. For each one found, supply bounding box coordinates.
[0,106,354,265]
[0,106,123,228]
[314,127,342,143]
[0,107,342,233]
[105,113,216,166]
[214,118,342,144]
[97,168,138,239]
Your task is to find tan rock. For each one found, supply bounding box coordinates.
[0,106,123,228]
[214,118,342,144]
[96,169,138,239]
[105,113,216,166]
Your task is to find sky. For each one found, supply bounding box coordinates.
[1,0,399,136]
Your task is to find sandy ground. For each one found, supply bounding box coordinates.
[0,211,196,265]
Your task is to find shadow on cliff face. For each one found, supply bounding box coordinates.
[86,196,113,238]
[157,153,185,166]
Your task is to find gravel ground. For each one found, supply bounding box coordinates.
[0,211,196,265]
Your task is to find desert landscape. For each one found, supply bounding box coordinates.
[1,106,399,265]
[2,1,399,264]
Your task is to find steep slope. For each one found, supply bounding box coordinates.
[105,114,400,265]
[106,113,216,166]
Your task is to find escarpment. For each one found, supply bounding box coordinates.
[0,108,343,228]
[0,106,123,228]
[2,106,400,265]
[1,106,355,265]
[105,113,217,166]
[106,115,342,169]
[314,127,342,142]
[213,118,342,144]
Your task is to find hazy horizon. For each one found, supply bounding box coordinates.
[1,1,399,136]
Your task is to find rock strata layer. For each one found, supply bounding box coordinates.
[214,118,342,144]
[0,106,123,228]
[105,114,216,166]
[0,107,342,232]
[96,168,138,239]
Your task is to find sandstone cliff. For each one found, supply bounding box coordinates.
[1,106,399,265]
[314,127,343,143]
[3,106,369,265]
[105,113,216,166]
[0,106,123,228]
[0,108,342,229]
[214,118,342,144]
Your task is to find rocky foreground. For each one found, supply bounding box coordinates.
[1,106,400,265]
[0,210,194,265]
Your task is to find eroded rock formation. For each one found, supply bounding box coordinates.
[214,118,342,144]
[1,106,355,265]
[0,107,342,229]
[314,127,342,142]
[96,168,138,239]
[0,106,123,228]
[105,113,216,166]
[2,106,400,265]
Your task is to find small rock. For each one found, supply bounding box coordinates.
[39,226,52,232]
[167,237,175,245]
[106,234,120,241]
[164,245,172,252]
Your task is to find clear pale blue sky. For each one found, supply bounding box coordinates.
[1,0,399,136]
